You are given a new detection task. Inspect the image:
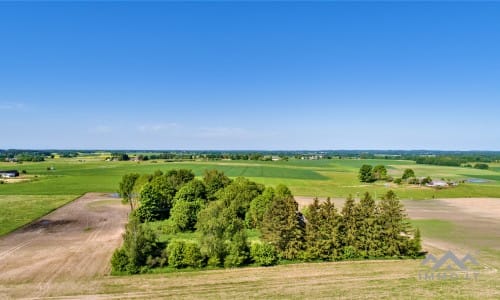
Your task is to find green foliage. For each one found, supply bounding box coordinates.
[340,194,356,248]
[224,231,250,268]
[474,163,489,170]
[421,176,432,185]
[118,173,139,208]
[372,165,387,180]
[378,190,412,256]
[203,169,232,201]
[169,200,204,232]
[402,168,415,180]
[175,179,206,203]
[354,192,381,257]
[182,242,204,268]
[136,175,176,222]
[165,169,195,190]
[261,185,305,260]
[167,240,186,268]
[358,165,375,182]
[119,216,161,274]
[165,240,204,269]
[247,187,275,228]
[216,177,263,220]
[250,242,278,266]
[342,246,360,260]
[196,201,229,266]
[111,247,129,272]
[303,197,341,260]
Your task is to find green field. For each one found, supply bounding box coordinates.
[0,195,78,236]
[1,157,499,235]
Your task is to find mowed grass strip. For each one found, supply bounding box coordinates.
[0,195,78,236]
[95,259,499,299]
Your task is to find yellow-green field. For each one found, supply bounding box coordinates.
[1,157,499,236]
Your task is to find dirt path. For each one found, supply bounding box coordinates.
[0,193,129,298]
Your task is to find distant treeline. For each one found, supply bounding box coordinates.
[0,150,50,162]
[2,149,499,165]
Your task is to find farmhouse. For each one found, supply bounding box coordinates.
[0,170,19,178]
[426,180,448,188]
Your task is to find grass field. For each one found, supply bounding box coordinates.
[0,195,79,236]
[1,157,499,236]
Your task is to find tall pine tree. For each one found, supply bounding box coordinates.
[261,185,305,259]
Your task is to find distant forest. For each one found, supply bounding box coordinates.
[2,149,499,166]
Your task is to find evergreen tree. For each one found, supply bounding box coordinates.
[354,192,381,257]
[378,190,412,256]
[304,197,341,260]
[340,194,357,248]
[261,185,305,260]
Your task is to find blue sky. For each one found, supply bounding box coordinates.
[1,2,499,150]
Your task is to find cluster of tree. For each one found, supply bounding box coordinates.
[358,165,388,182]
[472,163,489,170]
[58,152,79,158]
[0,150,50,162]
[110,152,130,161]
[263,190,421,261]
[114,169,422,274]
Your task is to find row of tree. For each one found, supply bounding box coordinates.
[358,165,418,184]
[114,169,422,274]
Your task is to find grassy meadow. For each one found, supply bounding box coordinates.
[1,155,499,236]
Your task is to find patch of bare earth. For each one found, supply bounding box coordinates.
[0,193,129,298]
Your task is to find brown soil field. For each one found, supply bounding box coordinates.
[0,193,129,298]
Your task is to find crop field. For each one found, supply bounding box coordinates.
[1,157,499,236]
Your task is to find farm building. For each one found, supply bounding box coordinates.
[0,170,19,178]
[426,180,448,187]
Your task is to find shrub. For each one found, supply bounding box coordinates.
[342,246,360,260]
[402,168,415,180]
[111,248,129,273]
[224,231,250,268]
[182,242,204,268]
[167,240,186,268]
[473,163,489,170]
[250,242,278,266]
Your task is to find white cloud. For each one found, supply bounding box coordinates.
[0,102,25,110]
[89,125,113,134]
[137,123,180,132]
[196,127,255,139]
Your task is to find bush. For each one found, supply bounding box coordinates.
[250,242,278,266]
[407,177,419,184]
[224,231,250,268]
[111,248,129,273]
[342,246,360,260]
[167,240,186,268]
[473,163,489,170]
[182,242,204,268]
[166,240,204,268]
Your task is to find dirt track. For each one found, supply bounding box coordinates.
[0,193,129,298]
